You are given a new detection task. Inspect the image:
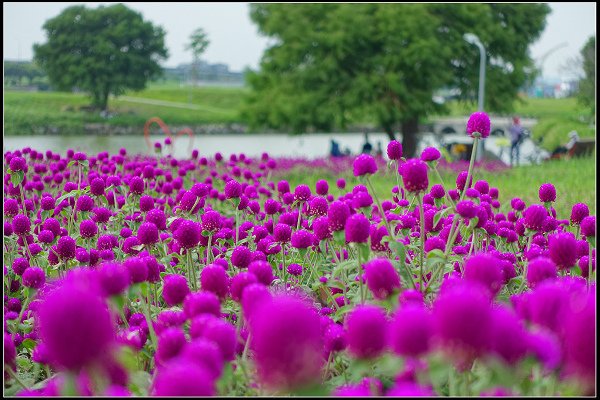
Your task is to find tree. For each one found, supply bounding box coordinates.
[243,3,550,157]
[577,36,595,120]
[33,4,168,111]
[185,28,210,87]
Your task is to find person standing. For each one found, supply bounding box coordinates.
[361,132,373,154]
[509,116,523,166]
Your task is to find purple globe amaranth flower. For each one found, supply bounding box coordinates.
[456,200,478,219]
[249,294,324,391]
[387,140,403,160]
[4,198,19,217]
[231,246,252,269]
[548,232,577,271]
[200,264,229,300]
[36,274,115,371]
[526,257,557,289]
[9,156,26,172]
[22,266,45,289]
[364,258,400,300]
[291,229,314,249]
[79,220,98,239]
[315,179,329,196]
[345,213,370,243]
[128,176,144,195]
[230,272,259,303]
[463,253,504,297]
[309,196,328,216]
[432,281,493,369]
[510,197,526,211]
[420,147,441,162]
[580,216,595,238]
[466,111,491,138]
[523,204,548,231]
[224,180,242,199]
[12,257,30,276]
[202,318,237,362]
[353,154,378,176]
[287,263,303,276]
[174,220,201,249]
[151,359,215,396]
[328,201,350,232]
[137,222,159,245]
[273,223,292,243]
[75,195,94,212]
[424,236,445,253]
[248,261,274,286]
[430,184,445,199]
[97,262,130,297]
[313,216,332,241]
[90,178,106,196]
[488,305,528,365]
[346,305,388,359]
[294,184,312,202]
[183,291,221,319]
[336,178,346,189]
[163,274,190,306]
[155,327,186,365]
[12,214,31,236]
[180,339,224,380]
[124,256,148,284]
[570,203,590,225]
[389,304,433,358]
[56,236,76,260]
[538,183,557,203]
[400,159,429,193]
[201,210,222,233]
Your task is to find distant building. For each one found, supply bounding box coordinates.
[524,77,578,98]
[163,61,245,86]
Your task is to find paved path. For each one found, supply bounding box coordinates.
[116,96,231,114]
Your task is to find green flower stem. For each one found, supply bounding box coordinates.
[433,164,456,208]
[417,194,425,293]
[234,209,239,246]
[588,241,593,287]
[281,244,287,290]
[187,250,197,290]
[296,203,303,231]
[357,247,365,304]
[6,367,27,389]
[459,136,479,203]
[140,290,158,350]
[366,176,395,243]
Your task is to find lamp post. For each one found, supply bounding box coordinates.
[464,33,486,161]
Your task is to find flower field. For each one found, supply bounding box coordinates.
[3,113,596,396]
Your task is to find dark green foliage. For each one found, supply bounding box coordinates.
[243,3,550,157]
[33,4,168,110]
[577,36,595,120]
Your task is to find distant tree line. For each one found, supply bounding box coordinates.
[4,61,49,89]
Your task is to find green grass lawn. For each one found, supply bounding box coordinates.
[280,156,596,221]
[445,97,596,152]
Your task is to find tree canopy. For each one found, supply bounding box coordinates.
[243,3,550,156]
[33,4,168,110]
[577,36,595,120]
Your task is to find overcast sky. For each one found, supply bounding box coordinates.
[3,2,596,80]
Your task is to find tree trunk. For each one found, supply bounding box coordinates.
[100,85,110,111]
[383,125,396,141]
[401,117,419,158]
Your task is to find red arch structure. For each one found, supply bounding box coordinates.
[144,117,195,156]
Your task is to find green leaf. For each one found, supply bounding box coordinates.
[10,170,24,186]
[433,207,451,228]
[128,370,152,396]
[20,338,37,350]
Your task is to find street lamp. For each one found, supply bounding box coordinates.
[464,33,486,161]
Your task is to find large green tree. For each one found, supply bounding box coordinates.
[186,28,210,87]
[34,4,168,111]
[243,3,550,156]
[577,36,595,120]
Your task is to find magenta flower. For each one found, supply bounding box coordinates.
[200,264,229,299]
[163,274,190,306]
[364,258,400,300]
[345,213,370,243]
[466,111,491,138]
[548,232,577,271]
[345,305,388,359]
[538,183,557,203]
[353,154,378,176]
[400,159,429,193]
[291,229,314,249]
[420,147,441,162]
[387,140,403,160]
[389,304,433,358]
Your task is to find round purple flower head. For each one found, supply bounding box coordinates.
[315,179,329,196]
[124,256,148,284]
[79,220,98,239]
[4,198,19,217]
[400,159,428,193]
[538,183,556,203]
[432,281,493,368]
[523,204,548,231]
[22,266,45,289]
[128,176,144,195]
[328,201,350,232]
[56,236,76,260]
[273,223,292,243]
[224,180,242,199]
[488,305,528,365]
[174,220,201,249]
[364,258,400,300]
[200,264,229,300]
[183,291,221,319]
[345,213,370,243]
[291,229,314,249]
[36,273,115,371]
[580,216,595,238]
[248,261,274,286]
[420,147,441,162]
[337,178,346,189]
[466,111,491,139]
[430,184,445,199]
[570,203,590,225]
[9,156,26,172]
[12,214,32,237]
[249,295,324,391]
[163,274,190,306]
[294,184,312,202]
[389,305,433,358]
[387,140,403,160]
[152,360,215,396]
[287,263,303,276]
[463,253,504,297]
[345,305,387,359]
[548,232,577,271]
[137,222,159,245]
[353,154,378,176]
[456,200,478,219]
[231,246,252,269]
[98,262,130,297]
[526,257,557,289]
